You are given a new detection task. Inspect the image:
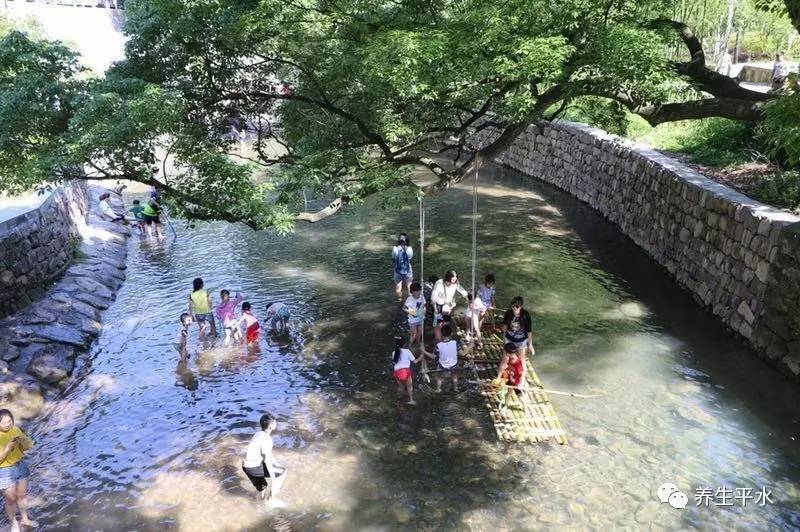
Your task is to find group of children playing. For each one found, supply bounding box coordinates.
[98,187,166,239]
[391,232,533,407]
[177,278,291,361]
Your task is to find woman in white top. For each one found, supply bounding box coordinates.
[430,270,468,341]
[392,336,427,405]
[242,413,286,507]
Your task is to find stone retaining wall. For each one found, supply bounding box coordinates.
[471,120,800,381]
[0,185,130,419]
[0,183,88,318]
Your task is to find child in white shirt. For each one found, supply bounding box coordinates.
[464,291,488,348]
[404,281,425,345]
[426,324,459,393]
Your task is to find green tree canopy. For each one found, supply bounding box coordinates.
[0,0,798,231]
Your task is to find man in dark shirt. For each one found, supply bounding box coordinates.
[503,296,534,358]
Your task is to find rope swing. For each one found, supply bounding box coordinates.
[418,194,430,382]
[469,156,480,337]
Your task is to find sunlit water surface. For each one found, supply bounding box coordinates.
[21,165,800,530]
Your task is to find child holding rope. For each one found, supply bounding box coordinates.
[392,337,428,405]
[430,270,468,342]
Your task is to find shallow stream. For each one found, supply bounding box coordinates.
[23,164,800,530]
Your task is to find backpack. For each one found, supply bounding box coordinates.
[394,247,411,276]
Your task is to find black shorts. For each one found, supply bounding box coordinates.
[143,213,161,225]
[242,463,285,492]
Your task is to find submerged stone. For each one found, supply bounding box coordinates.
[27,344,76,384]
[30,324,86,347]
[0,374,44,420]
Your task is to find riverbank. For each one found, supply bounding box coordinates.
[0,185,130,419]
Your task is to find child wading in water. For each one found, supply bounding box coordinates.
[189,278,217,341]
[403,281,425,346]
[237,302,261,347]
[215,290,243,345]
[392,337,427,405]
[265,302,291,332]
[242,413,287,508]
[128,199,146,233]
[427,324,459,393]
[175,313,193,361]
[479,273,497,327]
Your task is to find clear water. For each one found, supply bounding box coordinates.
[21,165,800,530]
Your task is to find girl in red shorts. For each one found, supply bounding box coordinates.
[392,337,427,405]
[237,302,261,347]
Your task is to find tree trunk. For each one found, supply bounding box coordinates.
[714,0,739,68]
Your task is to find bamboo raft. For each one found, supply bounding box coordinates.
[466,329,568,445]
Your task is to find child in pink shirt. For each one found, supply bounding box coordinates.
[215,290,243,345]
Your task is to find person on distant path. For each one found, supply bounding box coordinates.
[502,296,534,358]
[242,413,287,508]
[426,324,460,393]
[190,278,217,340]
[772,51,789,92]
[392,336,428,405]
[237,301,261,347]
[265,301,291,332]
[175,313,193,360]
[215,290,243,345]
[404,281,425,346]
[430,270,468,341]
[0,410,36,532]
[98,192,126,223]
[128,199,146,233]
[141,199,165,239]
[392,233,414,298]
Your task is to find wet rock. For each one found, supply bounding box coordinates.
[2,344,20,362]
[71,290,111,310]
[68,301,102,321]
[27,344,75,384]
[30,324,86,347]
[65,276,115,301]
[538,511,565,525]
[0,374,44,420]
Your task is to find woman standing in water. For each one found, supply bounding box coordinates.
[391,233,414,298]
[0,410,36,531]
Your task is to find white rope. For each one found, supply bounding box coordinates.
[469,157,479,334]
[418,194,429,381]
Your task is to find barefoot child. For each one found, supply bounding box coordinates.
[189,278,218,340]
[427,324,459,393]
[175,313,193,361]
[479,273,497,326]
[128,199,146,233]
[242,413,287,508]
[392,336,427,405]
[215,290,243,345]
[463,291,488,348]
[403,281,425,346]
[0,410,37,531]
[495,343,526,414]
[237,302,261,347]
[265,302,291,332]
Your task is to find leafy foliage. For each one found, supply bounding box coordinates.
[760,93,800,165]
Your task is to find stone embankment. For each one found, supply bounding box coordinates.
[471,120,800,382]
[0,185,129,418]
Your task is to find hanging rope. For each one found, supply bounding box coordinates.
[418,194,430,382]
[469,157,480,337]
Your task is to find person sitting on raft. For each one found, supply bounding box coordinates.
[503,296,534,358]
[392,336,428,405]
[495,343,527,414]
[215,290,243,345]
[430,270,468,341]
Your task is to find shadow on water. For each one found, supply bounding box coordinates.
[18,164,800,530]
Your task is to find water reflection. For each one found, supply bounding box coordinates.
[17,164,800,530]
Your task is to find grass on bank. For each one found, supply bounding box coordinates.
[560,102,800,212]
